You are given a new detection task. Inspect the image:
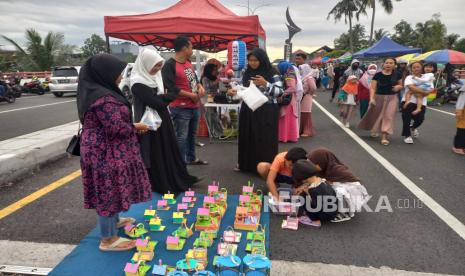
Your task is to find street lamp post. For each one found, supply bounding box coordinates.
[237,2,270,15]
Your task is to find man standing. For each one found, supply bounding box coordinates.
[163,36,208,165]
[294,52,307,67]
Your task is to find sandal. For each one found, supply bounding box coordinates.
[117,217,135,228]
[188,159,208,165]
[298,216,321,228]
[370,133,379,138]
[381,139,390,146]
[99,237,135,252]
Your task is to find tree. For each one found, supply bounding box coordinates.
[81,34,107,58]
[444,33,460,49]
[1,29,66,71]
[373,28,389,42]
[415,13,447,52]
[358,0,400,46]
[391,20,417,47]
[454,38,465,53]
[334,24,368,52]
[327,0,364,53]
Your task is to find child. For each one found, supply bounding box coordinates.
[339,75,358,128]
[292,160,339,227]
[404,72,435,115]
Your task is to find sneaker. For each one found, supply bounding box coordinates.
[298,216,321,227]
[411,128,419,138]
[404,137,414,144]
[344,122,350,128]
[331,213,352,223]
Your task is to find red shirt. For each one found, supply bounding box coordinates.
[169,60,200,109]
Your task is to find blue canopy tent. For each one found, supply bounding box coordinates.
[353,36,421,58]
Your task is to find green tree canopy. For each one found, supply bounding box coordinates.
[334,24,368,52]
[81,34,107,58]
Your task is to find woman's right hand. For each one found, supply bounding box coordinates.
[369,98,376,106]
[226,89,237,97]
[134,123,149,134]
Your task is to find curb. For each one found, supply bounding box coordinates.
[0,121,79,185]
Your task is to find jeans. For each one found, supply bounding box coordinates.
[170,107,200,163]
[98,213,119,239]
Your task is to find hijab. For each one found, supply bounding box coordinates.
[77,53,128,122]
[292,159,320,184]
[278,61,293,76]
[130,47,165,94]
[359,64,377,89]
[278,61,303,99]
[307,148,359,183]
[242,48,277,87]
[342,76,359,95]
[202,63,218,81]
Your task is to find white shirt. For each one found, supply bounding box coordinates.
[403,75,428,106]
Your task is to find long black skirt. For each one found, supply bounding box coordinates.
[238,102,279,173]
[139,107,198,194]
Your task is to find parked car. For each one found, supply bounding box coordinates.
[118,63,134,103]
[49,66,81,97]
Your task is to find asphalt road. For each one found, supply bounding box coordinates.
[0,90,464,274]
[0,93,77,141]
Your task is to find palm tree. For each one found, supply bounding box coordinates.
[358,0,400,46]
[1,28,65,71]
[327,0,365,53]
[374,28,389,42]
[445,34,460,49]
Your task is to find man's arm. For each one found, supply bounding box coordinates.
[266,169,279,199]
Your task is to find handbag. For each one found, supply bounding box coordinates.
[140,106,162,131]
[66,122,82,156]
[236,83,268,111]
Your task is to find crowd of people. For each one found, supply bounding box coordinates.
[75,36,463,251]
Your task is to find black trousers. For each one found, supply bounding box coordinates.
[331,80,340,99]
[401,102,426,137]
[454,128,465,149]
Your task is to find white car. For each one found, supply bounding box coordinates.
[119,63,134,103]
[49,66,81,97]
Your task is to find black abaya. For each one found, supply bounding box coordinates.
[132,83,198,194]
[238,102,279,173]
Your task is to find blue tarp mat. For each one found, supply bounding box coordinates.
[49,193,270,276]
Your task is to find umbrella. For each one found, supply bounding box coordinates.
[396,53,419,63]
[411,49,465,64]
[311,57,322,65]
[321,56,330,63]
[337,52,352,63]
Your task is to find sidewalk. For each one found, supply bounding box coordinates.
[0,121,79,185]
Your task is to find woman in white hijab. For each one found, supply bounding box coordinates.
[299,64,317,137]
[131,47,198,194]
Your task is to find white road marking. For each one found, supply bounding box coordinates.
[427,106,455,116]
[0,100,75,114]
[314,100,465,241]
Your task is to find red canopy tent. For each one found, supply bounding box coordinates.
[104,0,266,53]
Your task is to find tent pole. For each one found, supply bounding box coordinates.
[105,35,111,53]
[196,49,201,79]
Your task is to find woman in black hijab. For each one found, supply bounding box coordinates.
[228,48,285,172]
[78,54,152,252]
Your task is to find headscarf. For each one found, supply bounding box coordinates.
[242,48,277,87]
[77,53,128,122]
[278,61,293,76]
[307,148,359,183]
[359,64,377,89]
[130,48,165,94]
[202,63,218,81]
[342,75,359,95]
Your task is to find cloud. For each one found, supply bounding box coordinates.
[1,0,464,60]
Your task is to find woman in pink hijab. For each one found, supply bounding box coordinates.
[299,64,317,136]
[358,64,377,118]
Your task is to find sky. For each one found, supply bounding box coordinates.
[1,0,465,60]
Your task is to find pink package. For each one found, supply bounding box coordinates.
[204,196,215,204]
[167,236,179,244]
[242,186,253,193]
[182,197,192,203]
[239,195,250,202]
[185,191,195,197]
[178,203,188,210]
[197,208,209,216]
[208,185,219,193]
[157,200,167,207]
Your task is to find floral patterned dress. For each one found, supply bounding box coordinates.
[80,95,151,217]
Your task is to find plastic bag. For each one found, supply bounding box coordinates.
[140,106,162,131]
[236,82,268,111]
